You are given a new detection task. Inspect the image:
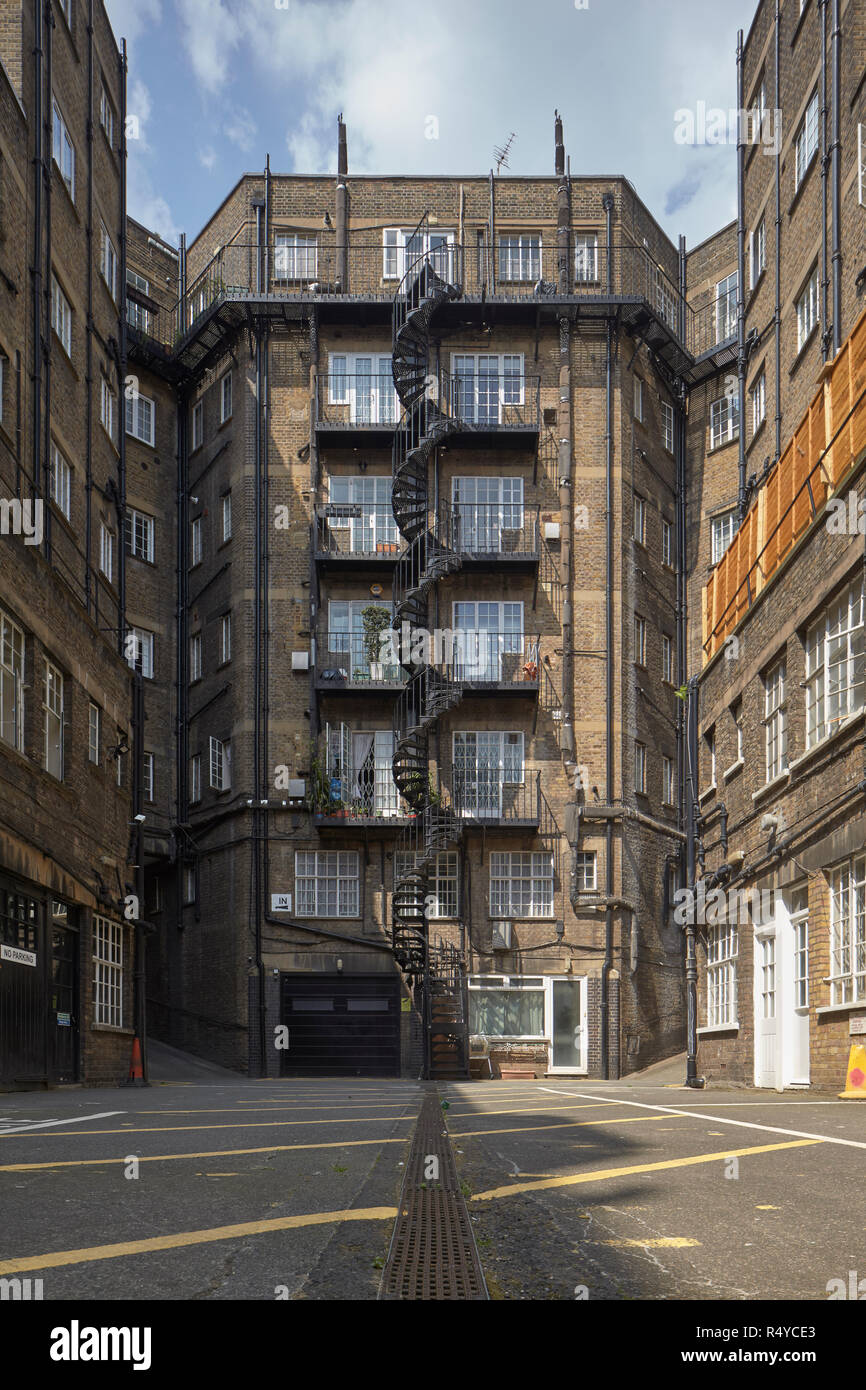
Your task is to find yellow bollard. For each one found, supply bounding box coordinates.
[838,1043,866,1099]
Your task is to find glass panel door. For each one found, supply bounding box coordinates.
[550,978,586,1072]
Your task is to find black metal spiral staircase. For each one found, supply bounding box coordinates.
[390,224,469,1078]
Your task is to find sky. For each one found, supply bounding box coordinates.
[104,0,755,251]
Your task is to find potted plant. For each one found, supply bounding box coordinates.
[361,604,391,680]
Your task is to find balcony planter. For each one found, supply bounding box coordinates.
[523,661,538,681]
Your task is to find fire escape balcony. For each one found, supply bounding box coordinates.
[315,628,405,695]
[315,372,399,447]
[436,502,540,570]
[425,631,541,698]
[314,502,406,571]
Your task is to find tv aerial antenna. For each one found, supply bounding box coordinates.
[493,132,516,174]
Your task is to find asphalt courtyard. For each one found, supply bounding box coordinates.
[0,1067,864,1301]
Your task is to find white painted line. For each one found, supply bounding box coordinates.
[540,1088,866,1152]
[0,1111,124,1136]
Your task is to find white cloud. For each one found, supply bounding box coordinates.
[198,146,218,172]
[175,0,243,96]
[223,107,257,153]
[104,0,162,48]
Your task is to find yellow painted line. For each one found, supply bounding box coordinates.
[452,1114,692,1139]
[0,1135,409,1172]
[598,1238,701,1248]
[755,1204,781,1210]
[0,1114,418,1139]
[0,1206,400,1276]
[471,1139,823,1201]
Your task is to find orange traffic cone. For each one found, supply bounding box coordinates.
[838,1043,866,1099]
[125,1036,147,1087]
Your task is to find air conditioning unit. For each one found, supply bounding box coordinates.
[492,921,512,951]
[291,651,309,671]
[543,521,561,542]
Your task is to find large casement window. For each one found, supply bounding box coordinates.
[327,475,398,554]
[324,723,401,817]
[126,627,154,678]
[93,916,124,1026]
[452,601,525,682]
[382,227,454,281]
[126,268,151,333]
[274,232,317,281]
[706,922,738,1027]
[451,353,524,426]
[209,736,231,791]
[328,353,398,425]
[805,576,865,748]
[52,97,75,199]
[715,271,738,342]
[0,610,25,751]
[326,600,399,681]
[789,885,810,1010]
[51,275,72,356]
[574,232,598,283]
[50,444,72,519]
[764,658,788,781]
[710,508,737,564]
[43,661,64,779]
[490,852,554,918]
[450,475,524,552]
[709,395,739,451]
[100,223,117,299]
[124,507,155,563]
[295,850,360,918]
[453,730,524,818]
[468,975,545,1037]
[189,753,201,804]
[498,234,541,282]
[395,852,459,919]
[828,857,866,1006]
[125,390,155,445]
[796,266,820,352]
[794,89,819,190]
[88,702,101,763]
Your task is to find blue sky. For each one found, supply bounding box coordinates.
[105,0,754,250]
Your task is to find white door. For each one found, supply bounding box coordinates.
[451,475,524,552]
[452,601,523,681]
[783,886,810,1086]
[754,930,779,1088]
[546,977,587,1074]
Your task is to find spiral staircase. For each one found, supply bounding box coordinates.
[390,223,469,1079]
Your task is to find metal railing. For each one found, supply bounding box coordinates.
[438,373,540,430]
[431,631,540,687]
[450,769,543,824]
[316,630,403,685]
[317,372,400,428]
[315,502,404,558]
[438,502,540,558]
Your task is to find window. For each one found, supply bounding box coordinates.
[295,850,360,918]
[706,922,738,1027]
[189,632,201,683]
[662,755,675,805]
[220,613,231,665]
[382,228,454,281]
[751,370,766,435]
[100,379,115,440]
[662,632,673,684]
[220,372,232,423]
[50,445,71,519]
[209,736,230,791]
[190,753,201,804]
[732,700,744,763]
[190,516,202,567]
[125,390,155,445]
[99,523,114,583]
[274,233,318,281]
[93,916,124,1027]
[750,218,765,287]
[126,269,150,334]
[574,851,597,892]
[710,509,737,564]
[634,613,646,666]
[574,233,598,283]
[221,492,232,542]
[43,661,63,779]
[634,376,643,422]
[327,475,399,554]
[796,266,819,353]
[653,265,678,329]
[192,401,203,450]
[453,730,524,818]
[805,577,865,747]
[661,400,674,453]
[88,702,100,764]
[99,84,114,145]
[451,354,524,426]
[715,272,738,341]
[451,476,524,552]
[395,852,459,919]
[489,852,554,918]
[748,78,766,145]
[0,611,25,752]
[766,657,789,782]
[100,224,117,299]
[51,275,72,355]
[705,728,716,788]
[859,124,866,207]
[633,494,646,545]
[52,98,75,199]
[116,743,124,786]
[828,857,866,1006]
[499,234,541,282]
[662,517,673,567]
[451,600,524,681]
[183,865,196,905]
[794,90,819,189]
[468,976,545,1037]
[709,394,739,450]
[124,508,155,562]
[126,628,154,679]
[141,751,154,803]
[328,353,398,425]
[789,886,809,1010]
[634,740,647,795]
[324,725,401,818]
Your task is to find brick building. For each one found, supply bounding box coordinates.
[695,0,866,1091]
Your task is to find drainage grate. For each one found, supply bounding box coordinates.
[379,1089,488,1300]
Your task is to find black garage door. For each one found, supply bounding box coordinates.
[279,973,400,1077]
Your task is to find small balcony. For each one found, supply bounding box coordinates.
[312,731,408,833]
[450,770,544,831]
[437,503,540,568]
[437,374,540,447]
[314,502,405,570]
[316,372,399,447]
[430,632,540,697]
[315,629,405,694]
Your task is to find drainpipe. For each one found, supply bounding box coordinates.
[42,1,53,563]
[736,31,747,523]
[488,169,496,292]
[555,112,569,295]
[174,370,189,991]
[684,675,701,1086]
[819,0,830,359]
[336,116,348,293]
[676,235,688,855]
[31,0,43,523]
[117,37,128,654]
[131,670,147,1080]
[773,0,782,459]
[830,0,842,354]
[601,190,615,1081]
[85,0,94,612]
